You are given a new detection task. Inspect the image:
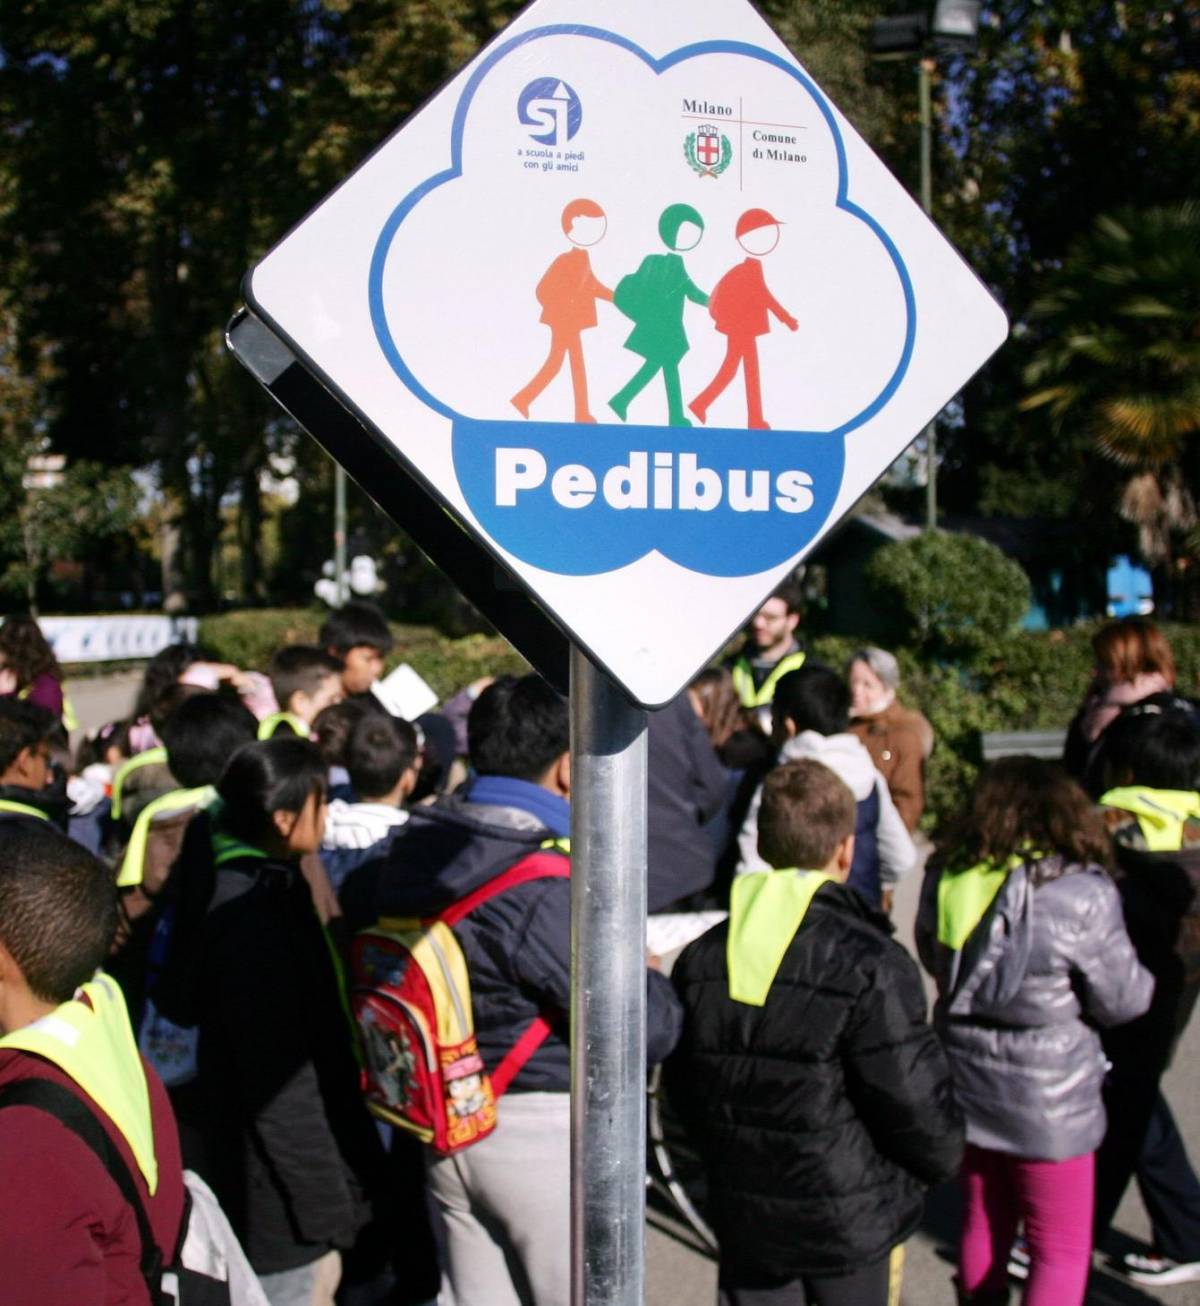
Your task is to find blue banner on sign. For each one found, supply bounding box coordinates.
[453,418,845,576]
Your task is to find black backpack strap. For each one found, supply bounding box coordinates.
[0,1078,165,1296]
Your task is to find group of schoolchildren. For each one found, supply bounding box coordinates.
[0,603,1197,1306]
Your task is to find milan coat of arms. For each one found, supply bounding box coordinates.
[684,124,733,178]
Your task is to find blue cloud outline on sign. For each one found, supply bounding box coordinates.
[367,25,917,578]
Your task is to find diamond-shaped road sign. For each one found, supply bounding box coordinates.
[239,0,1007,707]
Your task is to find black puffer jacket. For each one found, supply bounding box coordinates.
[352,796,683,1092]
[1103,834,1200,1072]
[666,883,963,1279]
[193,855,384,1274]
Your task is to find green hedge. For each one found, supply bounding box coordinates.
[198,608,1200,832]
[197,608,529,701]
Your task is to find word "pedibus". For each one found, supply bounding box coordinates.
[495,448,816,513]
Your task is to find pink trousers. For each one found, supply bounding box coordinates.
[960,1144,1094,1305]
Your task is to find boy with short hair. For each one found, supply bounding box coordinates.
[264,645,345,738]
[322,709,419,890]
[736,663,916,910]
[319,601,394,699]
[668,758,963,1306]
[0,697,65,829]
[0,822,187,1302]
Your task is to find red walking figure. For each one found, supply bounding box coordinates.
[511,198,613,425]
[689,208,798,431]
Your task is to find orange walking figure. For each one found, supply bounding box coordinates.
[511,199,613,424]
[689,208,798,431]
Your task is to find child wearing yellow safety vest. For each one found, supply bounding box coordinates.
[259,645,345,741]
[1091,709,1200,1286]
[109,692,259,1026]
[669,758,963,1306]
[0,698,68,830]
[916,757,1152,1306]
[0,822,186,1303]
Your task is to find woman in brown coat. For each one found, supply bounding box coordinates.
[848,648,933,832]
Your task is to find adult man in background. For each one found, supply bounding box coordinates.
[727,580,807,722]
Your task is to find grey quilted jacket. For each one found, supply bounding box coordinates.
[916,857,1153,1160]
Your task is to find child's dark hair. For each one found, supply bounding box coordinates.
[1102,709,1200,793]
[0,615,61,689]
[0,824,117,1003]
[216,738,328,848]
[468,675,568,781]
[758,759,856,870]
[160,693,259,789]
[312,698,370,767]
[772,663,849,739]
[933,756,1111,877]
[0,698,58,774]
[318,601,394,657]
[269,645,344,710]
[73,718,133,773]
[132,643,212,721]
[148,681,208,736]
[346,712,418,800]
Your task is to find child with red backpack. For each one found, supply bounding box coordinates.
[351,674,682,1306]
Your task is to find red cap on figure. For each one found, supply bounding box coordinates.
[735,208,783,238]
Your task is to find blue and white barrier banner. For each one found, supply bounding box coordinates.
[38,615,199,664]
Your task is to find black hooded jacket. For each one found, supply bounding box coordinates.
[666,882,963,1279]
[345,794,683,1092]
[154,816,384,1275]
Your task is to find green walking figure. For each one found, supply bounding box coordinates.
[609,204,710,427]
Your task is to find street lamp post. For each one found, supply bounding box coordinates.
[871,1,981,532]
[918,55,936,530]
[334,462,348,607]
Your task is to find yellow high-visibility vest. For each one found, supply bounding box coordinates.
[257,712,310,741]
[116,786,216,889]
[1100,787,1200,853]
[0,972,158,1191]
[0,797,50,822]
[111,747,169,821]
[730,650,807,709]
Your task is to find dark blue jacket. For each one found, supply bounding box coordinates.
[850,786,881,908]
[348,784,683,1093]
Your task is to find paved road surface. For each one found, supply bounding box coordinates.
[68,673,1200,1303]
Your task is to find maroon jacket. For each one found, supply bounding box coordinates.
[0,1049,186,1305]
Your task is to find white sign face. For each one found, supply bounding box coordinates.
[247,0,1007,707]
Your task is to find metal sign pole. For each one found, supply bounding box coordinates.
[569,645,649,1306]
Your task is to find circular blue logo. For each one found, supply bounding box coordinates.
[518,78,582,146]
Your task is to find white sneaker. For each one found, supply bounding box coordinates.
[1122,1251,1200,1285]
[1007,1237,1030,1281]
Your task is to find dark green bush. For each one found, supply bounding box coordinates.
[865,530,1032,657]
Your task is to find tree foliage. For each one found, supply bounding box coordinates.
[866,530,1032,657]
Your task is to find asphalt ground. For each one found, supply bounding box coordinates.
[67,672,1200,1304]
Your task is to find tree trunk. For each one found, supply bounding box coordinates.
[239,459,264,606]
